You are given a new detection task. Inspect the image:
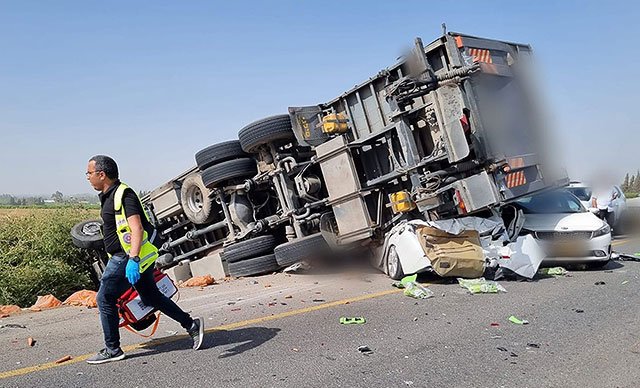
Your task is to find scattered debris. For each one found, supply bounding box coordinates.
[491,335,502,339]
[458,278,506,294]
[574,309,584,313]
[292,348,299,352]
[508,315,529,325]
[413,317,418,322]
[527,343,540,348]
[497,347,508,352]
[0,323,27,329]
[283,262,311,273]
[510,352,518,357]
[165,330,178,336]
[357,345,373,355]
[180,275,215,287]
[312,299,325,303]
[265,284,272,288]
[230,308,241,312]
[268,302,276,307]
[613,252,640,262]
[537,267,568,277]
[226,301,235,305]
[284,295,293,299]
[27,337,35,347]
[622,281,629,285]
[490,322,500,327]
[595,281,606,286]
[63,290,98,308]
[397,275,434,299]
[55,355,72,364]
[340,317,366,325]
[404,381,414,386]
[0,304,22,318]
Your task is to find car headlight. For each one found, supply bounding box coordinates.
[592,224,611,238]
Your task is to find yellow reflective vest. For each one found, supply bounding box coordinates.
[110,182,159,273]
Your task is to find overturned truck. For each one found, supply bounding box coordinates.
[75,31,566,279]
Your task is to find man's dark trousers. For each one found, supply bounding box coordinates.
[96,255,193,351]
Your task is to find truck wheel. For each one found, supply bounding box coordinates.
[180,174,219,224]
[228,254,280,277]
[238,114,295,153]
[201,158,257,189]
[386,245,405,280]
[222,235,277,263]
[70,219,104,250]
[195,140,247,171]
[274,233,329,267]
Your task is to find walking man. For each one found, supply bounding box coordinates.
[85,155,204,364]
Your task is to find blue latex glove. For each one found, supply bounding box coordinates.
[125,258,141,285]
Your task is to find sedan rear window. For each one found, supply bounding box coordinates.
[566,187,592,201]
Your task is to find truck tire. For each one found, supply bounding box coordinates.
[70,219,104,250]
[201,158,257,189]
[386,245,405,280]
[222,235,277,264]
[180,174,218,225]
[238,114,295,153]
[195,140,247,171]
[228,254,280,277]
[274,233,329,267]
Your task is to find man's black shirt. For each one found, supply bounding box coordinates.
[99,181,156,256]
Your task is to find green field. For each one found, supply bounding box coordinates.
[0,207,101,307]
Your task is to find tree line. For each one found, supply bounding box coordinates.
[621,171,640,194]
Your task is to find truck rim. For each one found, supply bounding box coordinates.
[186,185,204,213]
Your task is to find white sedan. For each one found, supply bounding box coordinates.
[514,190,612,267]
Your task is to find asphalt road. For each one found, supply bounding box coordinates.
[1,237,639,388]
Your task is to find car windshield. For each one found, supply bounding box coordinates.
[514,190,585,214]
[566,187,592,201]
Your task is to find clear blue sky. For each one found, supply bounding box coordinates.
[1,0,637,195]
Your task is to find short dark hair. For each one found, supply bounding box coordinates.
[89,155,119,180]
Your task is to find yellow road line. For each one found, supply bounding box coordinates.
[612,237,639,247]
[0,288,402,380]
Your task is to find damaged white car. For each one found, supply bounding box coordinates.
[513,190,612,267]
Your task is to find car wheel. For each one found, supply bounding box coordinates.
[386,245,405,280]
[195,140,248,171]
[238,114,295,153]
[222,235,277,263]
[201,158,257,189]
[70,219,104,250]
[180,174,219,225]
[273,233,330,267]
[228,254,281,277]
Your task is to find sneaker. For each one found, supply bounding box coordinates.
[86,348,125,364]
[187,317,204,350]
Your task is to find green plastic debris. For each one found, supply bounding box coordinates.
[508,315,529,325]
[538,267,568,277]
[635,252,640,257]
[457,278,507,294]
[394,274,434,299]
[622,280,629,285]
[403,282,434,299]
[340,317,366,325]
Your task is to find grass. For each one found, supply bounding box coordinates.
[0,207,101,307]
